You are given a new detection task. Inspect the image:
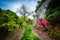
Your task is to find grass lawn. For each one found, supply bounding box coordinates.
[21,22,41,40]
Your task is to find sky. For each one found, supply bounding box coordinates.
[0,0,38,19]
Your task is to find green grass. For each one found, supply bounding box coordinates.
[21,22,41,40]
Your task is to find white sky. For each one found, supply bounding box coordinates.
[8,0,38,19]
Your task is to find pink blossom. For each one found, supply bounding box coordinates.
[37,18,50,28]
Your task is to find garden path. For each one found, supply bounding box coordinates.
[13,27,24,40]
[33,28,52,40]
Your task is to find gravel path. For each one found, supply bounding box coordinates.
[33,29,52,40]
[13,27,24,40]
[5,24,52,40]
[4,27,24,40]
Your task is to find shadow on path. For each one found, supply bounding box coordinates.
[33,28,52,40]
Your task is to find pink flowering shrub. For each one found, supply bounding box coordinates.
[37,18,42,25]
[37,18,50,28]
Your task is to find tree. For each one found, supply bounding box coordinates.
[17,4,32,20]
[45,0,60,24]
[45,0,60,40]
[35,0,47,12]
[0,8,20,31]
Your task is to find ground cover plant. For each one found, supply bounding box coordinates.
[21,22,41,40]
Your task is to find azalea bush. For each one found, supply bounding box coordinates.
[37,18,50,28]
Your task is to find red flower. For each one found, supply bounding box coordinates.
[37,18,50,28]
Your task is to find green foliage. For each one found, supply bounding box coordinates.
[47,0,60,9]
[0,8,24,40]
[0,8,29,40]
[16,17,24,26]
[49,25,60,40]
[45,0,60,40]
[49,29,60,40]
[25,18,33,25]
[45,10,60,21]
[45,0,60,23]
[0,9,20,31]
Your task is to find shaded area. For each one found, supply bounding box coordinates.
[0,27,10,40]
